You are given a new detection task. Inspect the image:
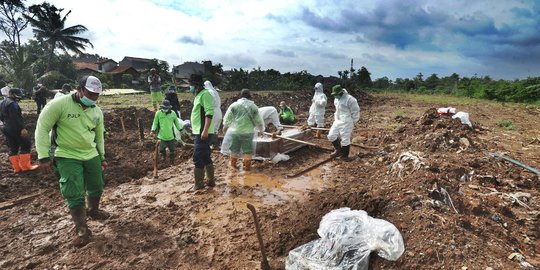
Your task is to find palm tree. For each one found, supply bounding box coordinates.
[25,3,93,71]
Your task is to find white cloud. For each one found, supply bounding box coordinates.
[13,0,538,80]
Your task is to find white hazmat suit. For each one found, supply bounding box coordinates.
[258,106,283,131]
[307,82,327,127]
[204,81,222,132]
[328,89,360,147]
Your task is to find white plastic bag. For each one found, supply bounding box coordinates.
[286,208,404,270]
[270,153,290,163]
[437,107,456,114]
[452,111,472,128]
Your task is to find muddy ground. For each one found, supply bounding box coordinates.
[1,90,539,269]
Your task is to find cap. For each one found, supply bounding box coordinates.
[79,76,103,94]
[189,74,203,85]
[331,85,343,96]
[160,99,172,109]
[168,85,176,91]
[240,88,251,99]
[9,88,23,98]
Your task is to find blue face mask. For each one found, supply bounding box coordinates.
[335,94,343,99]
[189,85,196,94]
[80,95,97,106]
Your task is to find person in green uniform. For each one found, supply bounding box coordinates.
[35,75,108,247]
[151,99,183,164]
[189,74,215,190]
[279,100,295,124]
[148,68,162,111]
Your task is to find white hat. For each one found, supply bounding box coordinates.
[79,75,102,93]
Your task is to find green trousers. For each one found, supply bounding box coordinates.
[55,156,104,209]
[159,139,176,155]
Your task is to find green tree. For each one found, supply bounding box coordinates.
[356,66,372,88]
[0,0,34,89]
[26,2,93,71]
[122,73,133,87]
[373,76,391,90]
[424,73,440,90]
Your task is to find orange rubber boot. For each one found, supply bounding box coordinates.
[19,153,38,171]
[8,155,22,173]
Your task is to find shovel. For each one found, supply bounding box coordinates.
[246,203,271,270]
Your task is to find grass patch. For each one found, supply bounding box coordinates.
[497,119,516,130]
[394,110,405,117]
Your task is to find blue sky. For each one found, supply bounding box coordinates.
[19,0,540,80]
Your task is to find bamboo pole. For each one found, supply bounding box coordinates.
[120,116,126,133]
[350,143,379,150]
[287,155,335,178]
[153,140,161,178]
[138,118,145,140]
[262,132,318,146]
[281,124,330,131]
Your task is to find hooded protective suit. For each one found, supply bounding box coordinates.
[204,81,222,132]
[258,106,283,131]
[307,82,327,127]
[327,90,360,146]
[221,97,264,157]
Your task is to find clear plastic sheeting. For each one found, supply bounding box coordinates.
[286,208,405,270]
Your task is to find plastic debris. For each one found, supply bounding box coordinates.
[437,107,456,115]
[452,112,472,128]
[271,153,290,163]
[286,208,404,270]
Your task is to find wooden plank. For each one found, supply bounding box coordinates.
[281,124,330,131]
[0,192,42,210]
[263,132,317,146]
[287,155,335,178]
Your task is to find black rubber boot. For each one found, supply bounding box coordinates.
[337,145,351,161]
[69,207,91,247]
[205,164,216,187]
[331,139,341,157]
[170,152,175,164]
[194,168,205,190]
[87,196,110,220]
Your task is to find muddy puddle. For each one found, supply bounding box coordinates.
[109,161,334,227]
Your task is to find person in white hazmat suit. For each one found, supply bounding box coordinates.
[221,89,264,171]
[258,106,284,133]
[307,82,327,138]
[327,85,360,160]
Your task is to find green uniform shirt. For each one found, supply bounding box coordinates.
[35,94,105,161]
[280,106,295,122]
[190,88,215,135]
[151,110,182,141]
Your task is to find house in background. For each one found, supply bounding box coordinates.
[172,61,205,81]
[73,61,99,76]
[119,56,153,72]
[72,57,141,88]
[97,59,118,72]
